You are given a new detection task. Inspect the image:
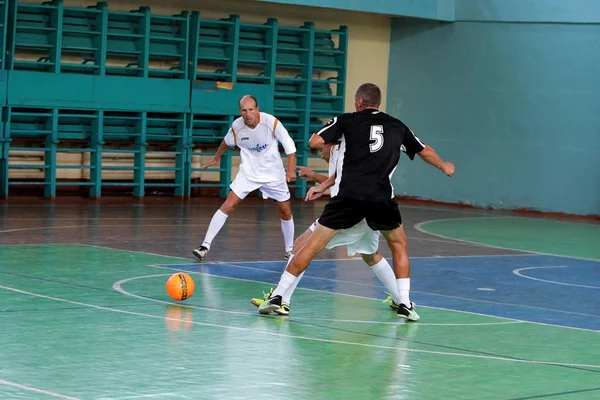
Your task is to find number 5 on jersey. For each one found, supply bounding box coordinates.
[369,125,384,153]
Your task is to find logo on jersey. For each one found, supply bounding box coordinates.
[249,143,268,153]
[240,137,250,141]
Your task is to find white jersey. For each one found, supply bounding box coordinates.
[328,139,345,197]
[224,112,296,183]
[310,138,379,256]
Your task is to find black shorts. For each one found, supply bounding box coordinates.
[317,197,402,231]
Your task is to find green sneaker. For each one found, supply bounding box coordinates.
[274,302,291,315]
[250,288,273,308]
[382,293,400,311]
[397,302,420,322]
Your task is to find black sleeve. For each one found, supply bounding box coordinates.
[401,127,426,160]
[315,114,344,144]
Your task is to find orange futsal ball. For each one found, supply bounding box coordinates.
[166,273,195,301]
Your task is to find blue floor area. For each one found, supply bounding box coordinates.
[161,254,600,331]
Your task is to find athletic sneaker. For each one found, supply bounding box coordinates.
[274,302,290,315]
[250,288,273,307]
[397,302,420,322]
[192,246,209,261]
[252,295,291,316]
[284,251,292,260]
[258,294,283,314]
[382,293,400,311]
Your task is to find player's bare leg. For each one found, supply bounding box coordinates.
[360,251,382,266]
[380,226,419,321]
[273,199,295,259]
[192,191,244,261]
[292,229,312,254]
[219,190,245,214]
[259,224,338,314]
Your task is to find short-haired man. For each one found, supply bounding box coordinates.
[192,95,297,261]
[259,83,455,321]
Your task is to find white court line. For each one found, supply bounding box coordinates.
[1,284,598,369]
[2,201,488,214]
[484,215,600,227]
[3,217,214,221]
[416,215,600,226]
[0,241,541,261]
[204,262,600,319]
[213,253,542,263]
[113,274,522,327]
[97,394,184,399]
[414,218,600,263]
[397,203,503,215]
[75,243,192,261]
[409,236,492,245]
[0,223,258,235]
[0,225,452,245]
[291,318,521,326]
[0,242,80,247]
[3,216,274,226]
[73,242,541,264]
[0,379,81,400]
[148,264,600,333]
[514,266,600,289]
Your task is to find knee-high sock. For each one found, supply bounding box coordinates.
[281,217,295,253]
[370,258,402,305]
[201,209,228,249]
[396,278,411,306]
[281,255,304,303]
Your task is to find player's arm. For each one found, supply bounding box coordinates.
[285,152,296,183]
[202,140,231,171]
[309,116,343,149]
[274,120,297,182]
[305,174,336,201]
[402,128,454,177]
[417,145,455,177]
[296,166,328,183]
[308,133,325,149]
[318,173,337,190]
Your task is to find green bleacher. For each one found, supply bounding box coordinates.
[0,0,348,198]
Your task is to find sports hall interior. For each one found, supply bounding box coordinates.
[0,0,599,399]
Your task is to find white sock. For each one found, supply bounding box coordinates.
[201,209,228,249]
[281,217,295,253]
[396,278,411,306]
[272,271,297,297]
[371,258,402,305]
[281,255,303,303]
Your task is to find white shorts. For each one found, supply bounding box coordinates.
[309,218,380,256]
[230,171,291,202]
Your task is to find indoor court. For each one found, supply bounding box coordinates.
[1,199,599,399]
[1,0,599,399]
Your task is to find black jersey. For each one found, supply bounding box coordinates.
[315,109,425,202]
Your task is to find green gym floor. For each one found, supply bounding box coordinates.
[1,198,599,400]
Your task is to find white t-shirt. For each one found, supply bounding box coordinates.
[224,112,297,183]
[328,139,345,197]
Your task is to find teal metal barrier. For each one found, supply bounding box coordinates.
[0,0,348,199]
[0,0,8,71]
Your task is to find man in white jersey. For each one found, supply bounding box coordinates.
[192,95,297,261]
[250,141,403,315]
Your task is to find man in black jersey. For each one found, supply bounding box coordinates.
[259,83,455,321]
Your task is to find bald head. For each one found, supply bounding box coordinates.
[239,95,258,109]
[239,95,260,128]
[354,83,381,110]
